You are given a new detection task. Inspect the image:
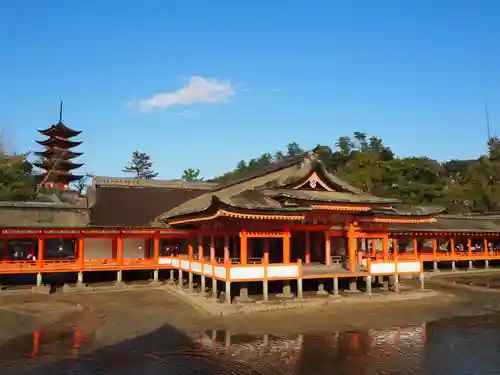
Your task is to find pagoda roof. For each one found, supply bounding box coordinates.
[45,171,84,183]
[34,149,83,159]
[36,137,82,149]
[33,159,84,171]
[39,121,81,138]
[154,148,441,226]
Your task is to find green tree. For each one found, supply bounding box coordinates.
[286,142,303,157]
[181,168,203,181]
[0,153,36,201]
[122,151,158,179]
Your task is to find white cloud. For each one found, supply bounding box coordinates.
[132,76,235,111]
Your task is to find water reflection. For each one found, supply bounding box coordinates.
[4,316,500,374]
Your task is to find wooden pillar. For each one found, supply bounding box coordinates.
[283,231,291,264]
[248,239,253,260]
[467,238,472,256]
[347,223,356,272]
[153,237,160,261]
[484,238,488,255]
[3,239,8,261]
[382,235,389,261]
[263,239,269,264]
[188,241,194,260]
[324,231,331,266]
[111,238,117,259]
[371,239,376,257]
[198,236,203,259]
[143,239,149,259]
[413,238,418,257]
[392,239,398,257]
[210,235,215,261]
[77,238,85,269]
[37,237,44,267]
[239,231,248,265]
[432,238,437,258]
[450,237,455,256]
[305,230,311,264]
[117,237,123,264]
[223,235,230,263]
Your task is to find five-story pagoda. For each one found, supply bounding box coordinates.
[34,102,84,190]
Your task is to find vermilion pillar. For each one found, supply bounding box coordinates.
[116,237,123,264]
[153,237,160,261]
[223,235,230,264]
[484,238,488,255]
[467,238,472,256]
[432,238,437,258]
[188,242,194,259]
[347,223,356,272]
[37,238,44,267]
[198,236,203,259]
[210,236,215,261]
[283,231,291,264]
[305,230,311,264]
[382,235,389,260]
[78,238,85,269]
[263,239,270,264]
[324,231,331,265]
[239,231,248,265]
[413,238,418,257]
[450,238,455,256]
[112,238,117,259]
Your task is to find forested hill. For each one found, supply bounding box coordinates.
[211,132,500,214]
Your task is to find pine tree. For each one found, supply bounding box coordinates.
[122,151,158,179]
[181,168,202,181]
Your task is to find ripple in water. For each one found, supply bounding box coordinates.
[3,314,500,374]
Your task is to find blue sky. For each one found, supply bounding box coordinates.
[1,0,499,179]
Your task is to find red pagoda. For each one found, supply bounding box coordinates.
[34,102,84,190]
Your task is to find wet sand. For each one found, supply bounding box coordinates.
[2,278,500,374]
[1,278,498,346]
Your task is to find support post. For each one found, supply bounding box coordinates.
[297,278,303,299]
[225,281,231,304]
[468,260,474,270]
[348,279,357,292]
[333,277,339,295]
[36,272,43,287]
[263,280,268,302]
[178,270,183,288]
[419,272,425,290]
[169,269,174,283]
[198,236,203,259]
[188,272,193,292]
[433,261,439,272]
[382,235,389,260]
[451,261,456,272]
[115,270,124,288]
[200,275,206,295]
[366,275,372,296]
[212,277,217,299]
[485,260,490,269]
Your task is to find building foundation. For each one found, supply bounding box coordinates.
[277,280,294,299]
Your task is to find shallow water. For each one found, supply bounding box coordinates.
[2,313,500,375]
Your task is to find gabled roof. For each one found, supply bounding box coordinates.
[89,176,217,227]
[155,148,407,224]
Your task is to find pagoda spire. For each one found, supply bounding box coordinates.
[34,103,84,190]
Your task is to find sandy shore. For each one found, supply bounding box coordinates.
[1,277,499,350]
